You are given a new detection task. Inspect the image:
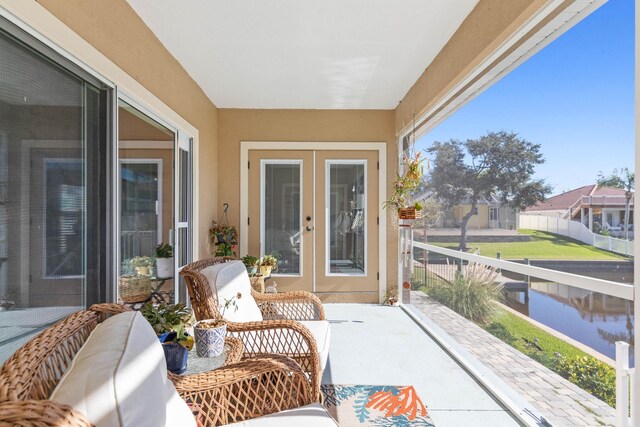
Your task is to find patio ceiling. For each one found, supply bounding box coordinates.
[126,0,479,109]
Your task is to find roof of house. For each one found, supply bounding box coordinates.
[525,184,633,212]
[592,186,629,196]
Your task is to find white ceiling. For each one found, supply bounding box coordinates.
[127,0,479,109]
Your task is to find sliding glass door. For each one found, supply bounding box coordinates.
[0,22,110,362]
[117,100,176,304]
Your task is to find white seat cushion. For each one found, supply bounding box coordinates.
[224,403,339,426]
[201,260,263,322]
[50,311,196,427]
[299,320,330,371]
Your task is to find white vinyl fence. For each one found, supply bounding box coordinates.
[519,214,634,257]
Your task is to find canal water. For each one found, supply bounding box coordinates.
[505,277,634,365]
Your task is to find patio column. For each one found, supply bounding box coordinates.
[588,207,593,231]
[581,207,585,225]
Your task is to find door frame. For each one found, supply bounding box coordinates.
[240,141,387,302]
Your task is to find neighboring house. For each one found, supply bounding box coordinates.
[414,191,518,230]
[524,184,634,232]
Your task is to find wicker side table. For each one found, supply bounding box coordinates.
[180,336,243,376]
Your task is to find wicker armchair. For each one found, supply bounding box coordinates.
[0,304,315,426]
[180,257,330,401]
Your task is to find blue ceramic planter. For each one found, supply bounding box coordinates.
[162,342,188,374]
[157,331,172,343]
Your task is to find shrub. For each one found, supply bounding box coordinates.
[484,322,517,346]
[552,355,616,407]
[425,262,502,325]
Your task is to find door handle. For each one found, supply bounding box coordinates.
[306,226,314,231]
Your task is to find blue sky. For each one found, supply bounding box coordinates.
[416,0,634,196]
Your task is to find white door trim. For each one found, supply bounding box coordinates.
[240,141,387,302]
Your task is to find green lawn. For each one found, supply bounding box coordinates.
[485,308,616,407]
[485,308,589,362]
[431,229,628,260]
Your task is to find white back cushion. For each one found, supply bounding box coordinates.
[299,320,331,371]
[50,311,196,427]
[200,260,263,322]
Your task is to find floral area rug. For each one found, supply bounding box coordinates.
[321,384,435,426]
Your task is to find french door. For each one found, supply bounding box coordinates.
[247,150,378,297]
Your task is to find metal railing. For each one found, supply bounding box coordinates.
[413,242,633,299]
[412,242,635,426]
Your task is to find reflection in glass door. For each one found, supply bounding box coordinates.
[117,100,175,305]
[0,24,110,363]
[120,160,162,262]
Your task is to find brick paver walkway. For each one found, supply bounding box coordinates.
[410,291,616,427]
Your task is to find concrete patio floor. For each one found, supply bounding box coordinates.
[321,304,522,427]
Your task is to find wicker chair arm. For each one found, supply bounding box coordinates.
[170,355,315,426]
[88,303,132,315]
[252,290,325,320]
[224,320,322,400]
[0,399,93,427]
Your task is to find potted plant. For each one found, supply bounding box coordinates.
[241,255,259,275]
[0,293,15,311]
[385,288,399,306]
[155,243,174,278]
[131,256,155,277]
[194,294,240,357]
[209,221,238,257]
[140,302,194,374]
[383,151,424,219]
[259,254,278,277]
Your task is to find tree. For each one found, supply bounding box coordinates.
[427,131,552,250]
[596,168,634,240]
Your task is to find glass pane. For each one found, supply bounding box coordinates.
[0,27,108,363]
[179,147,190,224]
[177,227,188,268]
[118,101,175,304]
[120,162,159,263]
[45,160,84,277]
[328,162,365,274]
[263,162,301,275]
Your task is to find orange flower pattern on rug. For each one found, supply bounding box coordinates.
[366,386,427,420]
[321,384,434,426]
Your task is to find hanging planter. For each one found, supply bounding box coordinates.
[398,206,422,220]
[209,204,238,257]
[383,151,424,220]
